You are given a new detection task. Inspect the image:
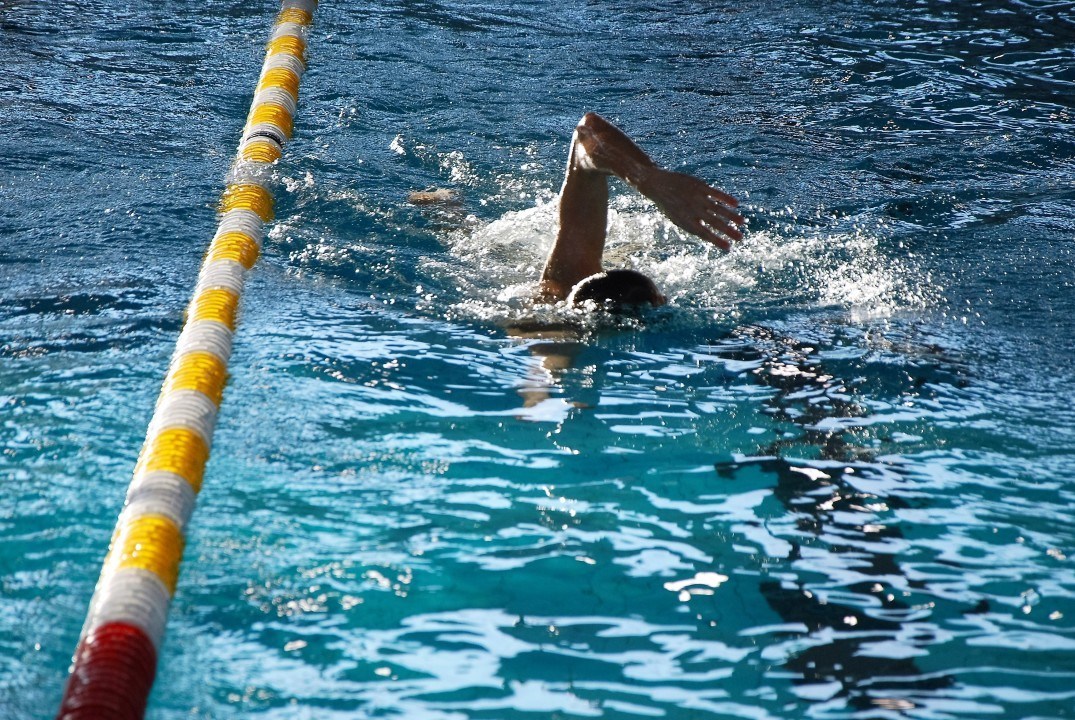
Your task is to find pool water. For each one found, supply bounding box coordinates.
[3,1,1075,718]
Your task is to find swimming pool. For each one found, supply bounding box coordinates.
[3,0,1075,717]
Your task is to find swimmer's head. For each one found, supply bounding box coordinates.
[566,269,667,311]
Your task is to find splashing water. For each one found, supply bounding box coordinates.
[419,191,938,329]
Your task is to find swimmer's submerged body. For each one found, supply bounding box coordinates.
[538,113,745,309]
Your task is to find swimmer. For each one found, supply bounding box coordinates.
[411,113,745,310]
[538,112,744,308]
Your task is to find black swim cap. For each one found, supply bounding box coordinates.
[567,269,666,310]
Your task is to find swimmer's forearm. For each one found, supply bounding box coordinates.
[573,113,659,190]
[574,114,743,248]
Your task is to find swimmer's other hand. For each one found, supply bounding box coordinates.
[638,167,744,251]
[407,188,458,205]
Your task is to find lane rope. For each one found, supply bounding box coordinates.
[56,2,317,718]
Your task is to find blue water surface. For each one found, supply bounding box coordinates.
[2,1,1075,718]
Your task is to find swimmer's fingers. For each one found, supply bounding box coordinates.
[707,196,745,227]
[703,203,745,242]
[691,216,735,251]
[684,190,744,250]
[673,205,737,251]
[706,187,740,210]
[641,168,745,250]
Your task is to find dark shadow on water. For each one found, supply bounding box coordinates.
[707,323,970,714]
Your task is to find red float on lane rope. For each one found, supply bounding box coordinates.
[56,622,157,720]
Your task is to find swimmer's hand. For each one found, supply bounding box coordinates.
[637,167,744,251]
[407,188,458,205]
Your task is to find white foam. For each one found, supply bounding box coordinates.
[433,195,936,328]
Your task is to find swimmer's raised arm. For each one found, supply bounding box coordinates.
[540,113,744,303]
[572,113,744,249]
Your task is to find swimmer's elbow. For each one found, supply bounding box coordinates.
[578,112,608,130]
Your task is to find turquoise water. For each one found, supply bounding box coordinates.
[3,0,1075,718]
